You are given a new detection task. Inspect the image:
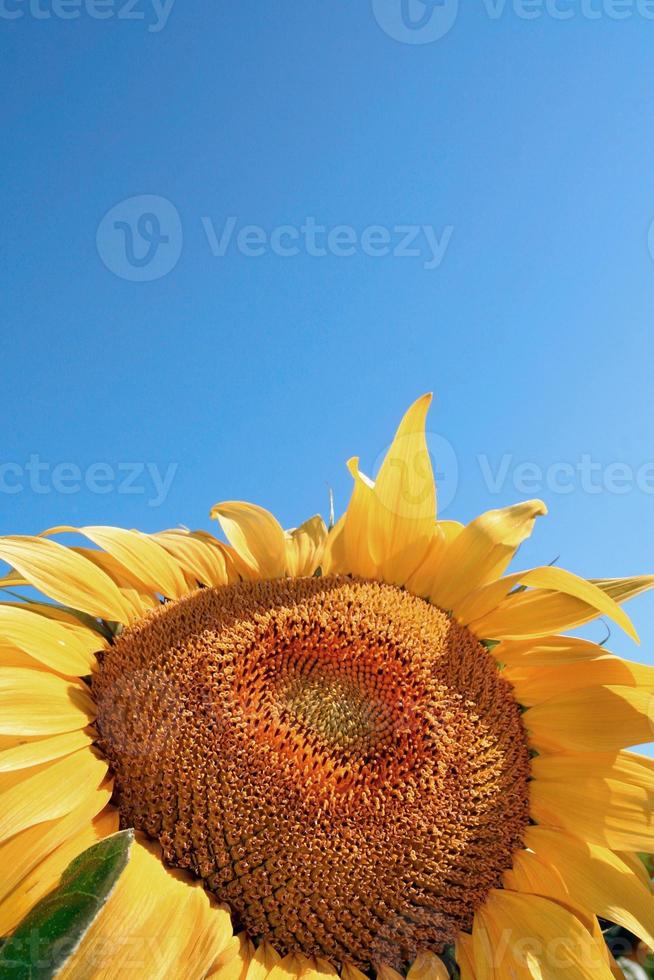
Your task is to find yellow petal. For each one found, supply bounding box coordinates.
[618,851,654,893]
[210,502,288,579]
[0,729,94,771]
[376,965,404,980]
[71,546,158,619]
[593,575,654,604]
[0,536,133,622]
[302,957,340,980]
[0,805,117,934]
[341,964,369,980]
[0,667,95,736]
[506,655,654,706]
[59,836,234,980]
[462,566,639,642]
[285,515,328,578]
[493,635,607,667]
[532,750,654,790]
[473,889,613,979]
[427,500,547,613]
[529,776,654,851]
[190,531,246,582]
[455,933,475,980]
[525,685,654,753]
[407,950,449,979]
[0,783,113,905]
[470,575,654,642]
[0,747,108,842]
[207,934,254,979]
[265,952,308,980]
[47,525,189,600]
[244,940,281,980]
[0,604,97,676]
[404,525,448,598]
[342,459,380,578]
[525,826,654,949]
[320,514,347,576]
[501,850,623,978]
[371,393,436,586]
[154,529,231,587]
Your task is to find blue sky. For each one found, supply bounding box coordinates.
[2,2,654,686]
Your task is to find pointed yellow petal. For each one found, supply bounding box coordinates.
[470,575,654,642]
[342,458,379,578]
[0,536,132,622]
[59,837,234,980]
[210,502,288,579]
[207,934,254,979]
[529,772,654,852]
[244,940,281,980]
[593,576,654,604]
[47,525,189,600]
[0,747,108,842]
[493,635,607,667]
[341,963,369,980]
[525,685,654,753]
[525,826,654,950]
[427,500,547,612]
[154,529,231,587]
[501,850,623,978]
[473,889,613,979]
[506,655,654,705]
[376,965,404,980]
[407,950,449,979]
[302,957,340,980]
[455,933,476,980]
[0,605,97,676]
[0,805,117,934]
[462,566,639,642]
[0,729,94,771]
[320,514,347,576]
[532,750,654,790]
[404,525,448,598]
[0,784,113,905]
[0,667,95,736]
[265,952,308,980]
[372,394,436,585]
[285,515,328,577]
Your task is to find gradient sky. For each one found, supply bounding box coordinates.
[2,3,654,710]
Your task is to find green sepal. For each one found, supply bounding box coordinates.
[0,829,134,980]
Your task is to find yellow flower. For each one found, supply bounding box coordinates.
[1,395,654,979]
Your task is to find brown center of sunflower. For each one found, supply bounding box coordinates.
[93,576,531,971]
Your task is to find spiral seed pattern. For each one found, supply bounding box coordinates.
[94,576,530,971]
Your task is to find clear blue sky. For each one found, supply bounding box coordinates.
[2,3,653,682]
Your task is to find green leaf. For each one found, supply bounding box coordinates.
[0,829,134,980]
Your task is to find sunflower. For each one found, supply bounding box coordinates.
[1,395,654,980]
